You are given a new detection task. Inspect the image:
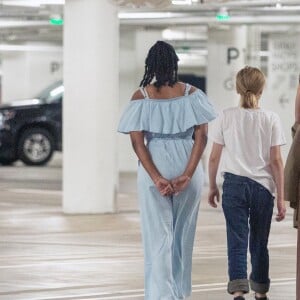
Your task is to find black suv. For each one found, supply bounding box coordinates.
[0,81,63,165]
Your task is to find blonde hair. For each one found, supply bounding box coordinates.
[236,66,265,109]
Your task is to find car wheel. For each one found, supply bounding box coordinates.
[0,158,17,166]
[18,128,54,166]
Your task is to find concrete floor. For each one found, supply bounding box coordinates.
[0,154,297,300]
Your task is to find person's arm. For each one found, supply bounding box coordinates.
[295,80,300,123]
[208,143,223,208]
[270,145,286,221]
[130,131,173,196]
[128,90,173,196]
[284,126,300,208]
[171,124,208,194]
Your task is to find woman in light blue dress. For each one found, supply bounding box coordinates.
[118,41,216,299]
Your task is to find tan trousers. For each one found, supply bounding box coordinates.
[296,205,300,300]
[297,189,300,300]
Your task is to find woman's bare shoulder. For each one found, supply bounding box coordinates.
[189,85,197,94]
[131,89,144,101]
[183,83,197,94]
[178,81,197,95]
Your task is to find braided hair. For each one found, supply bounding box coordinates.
[140,41,179,90]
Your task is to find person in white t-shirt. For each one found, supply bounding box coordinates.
[208,66,286,300]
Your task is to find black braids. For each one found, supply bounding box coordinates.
[140,46,155,87]
[140,66,148,86]
[140,51,154,87]
[140,41,179,90]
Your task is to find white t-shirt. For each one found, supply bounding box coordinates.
[210,107,286,193]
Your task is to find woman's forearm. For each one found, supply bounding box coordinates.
[183,126,207,178]
[270,159,284,200]
[132,143,161,182]
[208,143,223,189]
[270,145,284,200]
[130,131,162,182]
[209,158,219,189]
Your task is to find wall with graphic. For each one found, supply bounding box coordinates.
[264,33,300,159]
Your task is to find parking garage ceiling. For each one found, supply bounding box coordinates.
[0,0,299,45]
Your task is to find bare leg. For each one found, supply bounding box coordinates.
[255,292,267,298]
[233,292,244,297]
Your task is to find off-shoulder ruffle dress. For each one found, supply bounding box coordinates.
[118,86,217,300]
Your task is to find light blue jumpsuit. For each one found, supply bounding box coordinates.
[118,84,217,300]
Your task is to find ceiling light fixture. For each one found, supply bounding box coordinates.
[276,2,282,8]
[7,34,17,41]
[3,0,40,7]
[0,20,50,28]
[2,0,65,7]
[172,0,192,5]
[49,18,64,26]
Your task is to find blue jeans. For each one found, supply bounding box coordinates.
[222,173,274,295]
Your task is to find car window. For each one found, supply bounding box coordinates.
[36,81,64,104]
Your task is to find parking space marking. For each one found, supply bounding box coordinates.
[6,188,62,195]
[15,278,295,300]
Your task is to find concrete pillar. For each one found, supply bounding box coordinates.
[206,26,247,184]
[247,26,262,68]
[63,0,118,213]
[207,26,247,110]
[1,46,62,103]
[118,29,137,173]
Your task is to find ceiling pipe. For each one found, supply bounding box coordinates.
[0,20,50,28]
[120,15,300,25]
[1,15,299,29]
[210,0,300,7]
[0,44,62,52]
[120,0,300,12]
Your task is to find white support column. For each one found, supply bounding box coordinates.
[207,26,247,110]
[247,25,262,68]
[205,25,247,184]
[63,0,118,213]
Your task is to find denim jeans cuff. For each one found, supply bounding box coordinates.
[227,279,249,294]
[250,279,270,294]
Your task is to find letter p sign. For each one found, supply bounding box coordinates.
[50,61,60,73]
[227,47,239,64]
